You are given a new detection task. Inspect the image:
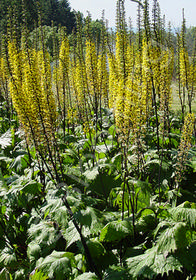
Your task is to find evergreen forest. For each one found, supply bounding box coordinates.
[0,0,196,279]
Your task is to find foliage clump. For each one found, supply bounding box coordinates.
[0,0,195,279]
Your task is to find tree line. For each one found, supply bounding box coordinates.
[0,0,76,34]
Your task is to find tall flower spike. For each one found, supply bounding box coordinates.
[175,113,195,186]
[8,39,57,153]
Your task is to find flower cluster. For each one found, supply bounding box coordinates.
[8,39,57,152]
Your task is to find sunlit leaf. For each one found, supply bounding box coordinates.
[99,219,133,242]
[75,272,99,280]
[36,251,74,280]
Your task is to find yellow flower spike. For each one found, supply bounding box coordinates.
[59,37,70,77]
[179,46,189,88]
[97,53,109,107]
[8,39,57,150]
[108,52,118,109]
[176,112,195,184]
[85,40,98,93]
[85,39,100,122]
[57,34,75,126]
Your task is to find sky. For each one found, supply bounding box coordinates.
[69,0,196,29]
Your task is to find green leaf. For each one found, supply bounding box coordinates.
[0,247,17,268]
[127,247,182,279]
[191,160,196,172]
[22,181,42,195]
[136,214,156,233]
[154,221,189,254]
[108,124,116,136]
[99,220,133,243]
[42,198,68,227]
[14,268,26,280]
[86,239,106,258]
[75,207,103,234]
[37,251,74,280]
[95,144,112,154]
[84,167,116,198]
[128,179,151,211]
[84,167,99,181]
[29,270,48,280]
[28,221,61,255]
[1,205,6,215]
[8,180,42,195]
[104,265,129,280]
[27,242,42,263]
[64,222,79,249]
[123,246,144,259]
[75,272,99,280]
[111,153,122,171]
[10,153,28,173]
[0,129,12,149]
[169,204,196,228]
[96,251,118,270]
[174,247,196,272]
[0,268,12,280]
